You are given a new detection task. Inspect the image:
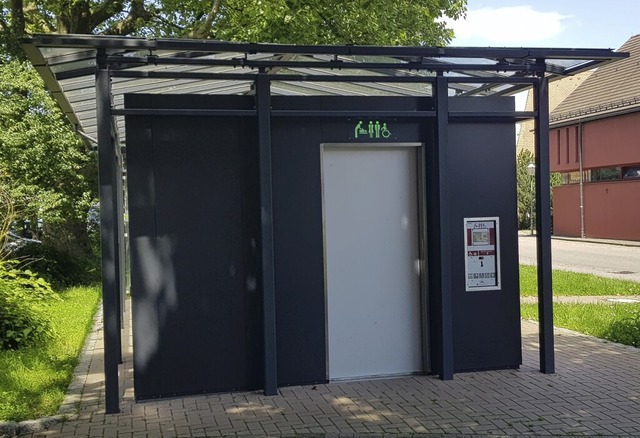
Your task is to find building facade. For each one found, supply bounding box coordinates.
[549,35,640,241]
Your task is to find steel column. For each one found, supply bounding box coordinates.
[533,73,555,374]
[96,49,122,413]
[256,73,278,395]
[436,75,454,380]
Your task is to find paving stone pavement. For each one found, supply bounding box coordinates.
[24,304,640,437]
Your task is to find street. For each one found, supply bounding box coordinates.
[518,234,640,282]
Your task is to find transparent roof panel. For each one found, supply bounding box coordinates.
[22,34,627,144]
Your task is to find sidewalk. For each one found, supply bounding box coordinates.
[20,299,640,437]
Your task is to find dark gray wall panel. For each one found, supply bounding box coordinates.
[271,118,327,386]
[126,115,164,395]
[126,95,262,399]
[447,97,522,371]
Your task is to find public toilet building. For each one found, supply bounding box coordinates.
[22,35,625,413]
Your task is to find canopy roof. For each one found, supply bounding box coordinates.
[22,34,627,144]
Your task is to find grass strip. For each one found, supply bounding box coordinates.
[0,285,101,422]
[522,302,640,348]
[520,265,640,297]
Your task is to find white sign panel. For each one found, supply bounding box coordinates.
[464,217,501,291]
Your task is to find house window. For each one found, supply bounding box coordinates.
[590,167,621,182]
[560,171,588,184]
[623,166,640,179]
[558,166,637,184]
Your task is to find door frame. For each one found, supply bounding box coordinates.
[319,142,430,380]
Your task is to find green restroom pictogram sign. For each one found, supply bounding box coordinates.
[354,120,392,139]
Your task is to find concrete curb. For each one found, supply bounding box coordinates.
[518,231,640,248]
[552,235,640,247]
[0,302,103,437]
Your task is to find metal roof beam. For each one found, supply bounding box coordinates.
[103,54,549,74]
[24,34,627,62]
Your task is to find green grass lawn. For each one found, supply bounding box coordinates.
[519,265,640,297]
[521,303,640,348]
[0,285,101,422]
[521,266,640,347]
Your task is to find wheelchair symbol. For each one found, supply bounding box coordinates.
[381,123,391,138]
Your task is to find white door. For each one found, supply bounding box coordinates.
[322,145,422,380]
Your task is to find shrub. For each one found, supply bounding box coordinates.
[0,262,59,350]
[11,243,100,289]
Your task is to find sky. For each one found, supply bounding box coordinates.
[446,0,639,50]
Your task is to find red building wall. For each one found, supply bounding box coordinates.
[552,184,580,237]
[549,125,580,172]
[553,180,640,240]
[550,112,640,241]
[582,112,640,169]
[549,111,640,173]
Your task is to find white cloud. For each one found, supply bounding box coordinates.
[448,6,570,44]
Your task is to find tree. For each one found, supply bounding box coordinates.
[516,149,562,232]
[0,176,14,253]
[0,60,98,258]
[163,0,467,44]
[2,0,467,55]
[516,149,535,231]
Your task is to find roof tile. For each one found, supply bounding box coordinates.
[550,34,640,124]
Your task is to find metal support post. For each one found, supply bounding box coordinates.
[436,75,454,380]
[533,73,555,374]
[256,72,278,395]
[96,49,122,413]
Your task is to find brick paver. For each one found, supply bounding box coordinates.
[24,302,640,437]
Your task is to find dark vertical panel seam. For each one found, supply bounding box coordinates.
[575,125,579,163]
[115,151,124,363]
[565,128,570,164]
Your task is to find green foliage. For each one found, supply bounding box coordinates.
[0,59,99,268]
[2,0,467,48]
[0,285,100,421]
[521,303,640,348]
[520,265,640,297]
[0,262,56,299]
[604,310,640,347]
[516,149,535,231]
[0,178,14,253]
[0,60,97,228]
[515,149,563,231]
[12,242,100,288]
[180,0,467,45]
[0,261,58,350]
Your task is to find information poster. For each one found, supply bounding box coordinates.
[464,217,501,291]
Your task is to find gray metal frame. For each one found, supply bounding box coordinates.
[20,34,628,413]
